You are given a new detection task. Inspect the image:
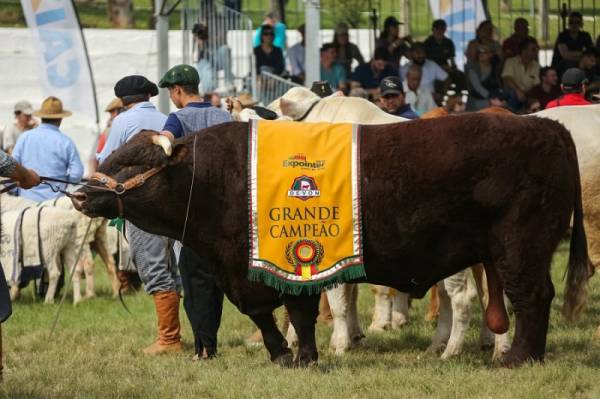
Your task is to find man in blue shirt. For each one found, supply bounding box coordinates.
[100,75,183,356]
[159,64,231,360]
[379,76,419,119]
[349,47,397,96]
[13,96,83,202]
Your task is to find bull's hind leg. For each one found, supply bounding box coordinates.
[249,312,293,367]
[283,294,320,367]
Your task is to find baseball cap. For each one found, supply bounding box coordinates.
[561,68,588,88]
[384,16,403,29]
[14,100,33,115]
[158,64,200,88]
[379,76,403,96]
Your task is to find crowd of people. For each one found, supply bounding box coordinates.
[250,11,600,117]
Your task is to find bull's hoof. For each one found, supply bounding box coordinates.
[294,357,318,368]
[351,332,365,343]
[480,342,494,351]
[274,352,294,368]
[499,350,538,368]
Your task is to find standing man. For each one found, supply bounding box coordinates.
[379,76,418,119]
[2,100,38,153]
[98,75,182,355]
[546,68,591,108]
[12,96,83,202]
[158,64,232,360]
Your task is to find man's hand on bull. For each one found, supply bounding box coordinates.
[12,165,40,189]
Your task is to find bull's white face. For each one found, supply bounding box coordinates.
[300,180,311,190]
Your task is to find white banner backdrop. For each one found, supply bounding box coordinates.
[428,0,487,69]
[19,0,98,123]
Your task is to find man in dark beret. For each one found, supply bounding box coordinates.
[97,75,184,355]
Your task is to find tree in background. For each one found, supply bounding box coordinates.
[324,0,363,28]
[108,0,134,28]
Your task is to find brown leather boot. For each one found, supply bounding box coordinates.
[142,291,182,355]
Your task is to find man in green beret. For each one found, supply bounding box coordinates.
[159,64,231,360]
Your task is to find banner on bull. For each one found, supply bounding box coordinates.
[428,0,487,70]
[248,120,365,295]
[19,0,99,123]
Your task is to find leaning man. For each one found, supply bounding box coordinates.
[98,75,182,355]
[159,64,232,360]
[12,96,83,201]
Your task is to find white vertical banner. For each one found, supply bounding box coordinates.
[19,0,98,123]
[428,0,487,70]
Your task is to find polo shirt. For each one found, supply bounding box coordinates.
[501,56,540,92]
[350,62,397,89]
[423,35,456,67]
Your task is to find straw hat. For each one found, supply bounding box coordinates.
[237,92,258,107]
[33,96,72,119]
[105,98,123,112]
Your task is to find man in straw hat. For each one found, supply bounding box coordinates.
[159,63,231,360]
[98,75,183,355]
[12,96,83,201]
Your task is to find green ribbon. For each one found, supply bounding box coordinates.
[108,217,124,232]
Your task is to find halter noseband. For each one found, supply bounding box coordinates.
[90,165,166,217]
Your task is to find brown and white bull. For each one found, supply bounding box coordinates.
[72,113,590,367]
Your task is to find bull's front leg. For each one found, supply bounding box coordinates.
[248,312,293,367]
[283,293,320,367]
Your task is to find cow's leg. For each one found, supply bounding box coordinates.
[72,262,83,305]
[471,264,495,349]
[283,294,320,367]
[327,285,352,354]
[82,248,96,299]
[391,292,409,329]
[428,279,452,353]
[368,285,392,332]
[425,285,440,321]
[9,285,19,302]
[248,312,293,367]
[44,259,61,304]
[346,284,364,343]
[441,269,477,359]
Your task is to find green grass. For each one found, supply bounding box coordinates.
[0,242,598,398]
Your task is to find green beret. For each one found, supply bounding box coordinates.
[158,64,200,88]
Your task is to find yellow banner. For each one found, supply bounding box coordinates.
[248,120,365,295]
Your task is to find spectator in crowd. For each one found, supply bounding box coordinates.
[379,76,418,119]
[254,24,285,76]
[501,38,540,111]
[466,44,503,111]
[349,47,397,96]
[526,67,561,109]
[193,23,233,93]
[546,67,591,108]
[424,19,466,92]
[253,12,286,49]
[376,16,411,67]
[578,47,600,83]
[288,24,306,84]
[203,92,222,108]
[502,17,539,59]
[466,20,502,66]
[332,23,365,75]
[585,81,600,103]
[551,11,593,77]
[320,43,347,92]
[2,100,37,153]
[525,98,542,113]
[88,98,124,174]
[403,64,436,115]
[400,42,449,98]
[13,96,83,201]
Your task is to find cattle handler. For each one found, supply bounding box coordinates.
[97,75,183,355]
[158,64,232,360]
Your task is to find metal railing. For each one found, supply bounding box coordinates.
[181,0,256,97]
[256,71,302,105]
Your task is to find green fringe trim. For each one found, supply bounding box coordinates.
[247,264,367,296]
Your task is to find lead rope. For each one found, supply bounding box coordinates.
[180,135,197,243]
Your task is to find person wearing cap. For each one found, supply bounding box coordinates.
[332,23,364,75]
[159,64,231,360]
[2,100,38,153]
[98,75,182,356]
[288,24,306,84]
[545,67,592,108]
[320,43,347,92]
[376,16,411,67]
[379,76,418,119]
[12,96,83,202]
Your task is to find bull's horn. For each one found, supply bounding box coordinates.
[152,134,172,156]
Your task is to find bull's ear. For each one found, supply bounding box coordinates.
[169,143,189,165]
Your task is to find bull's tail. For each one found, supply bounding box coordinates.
[560,126,594,322]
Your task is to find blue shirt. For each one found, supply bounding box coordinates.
[350,62,398,89]
[163,102,211,138]
[163,102,232,138]
[321,63,346,90]
[12,123,84,201]
[391,104,419,120]
[98,102,167,164]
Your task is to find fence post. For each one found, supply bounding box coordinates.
[155,0,170,114]
[305,0,321,86]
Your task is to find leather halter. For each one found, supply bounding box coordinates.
[90,165,165,217]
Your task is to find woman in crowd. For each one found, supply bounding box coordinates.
[375,16,411,67]
[465,20,502,66]
[466,44,503,111]
[332,23,364,75]
[254,24,285,76]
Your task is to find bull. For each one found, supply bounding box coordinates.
[72,113,591,367]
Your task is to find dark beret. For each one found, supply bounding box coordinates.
[114,75,159,98]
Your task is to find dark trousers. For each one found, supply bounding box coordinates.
[178,246,224,356]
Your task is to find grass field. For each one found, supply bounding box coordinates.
[0,242,598,398]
